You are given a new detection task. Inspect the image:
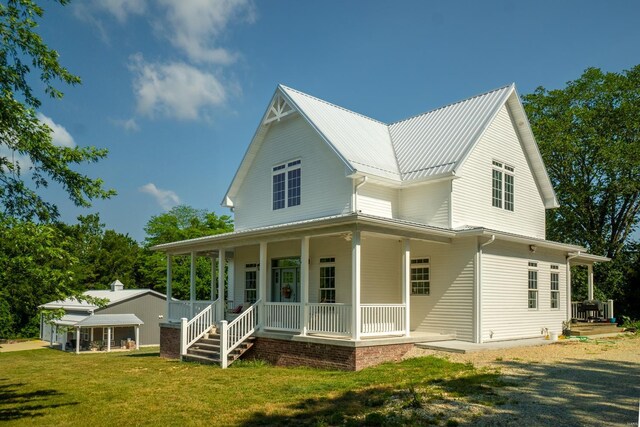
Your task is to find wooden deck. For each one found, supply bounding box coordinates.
[567,321,620,336]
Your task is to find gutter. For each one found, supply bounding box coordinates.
[475,235,495,343]
[353,176,367,213]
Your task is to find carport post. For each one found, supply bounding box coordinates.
[107,327,111,352]
[75,327,80,354]
[135,326,140,350]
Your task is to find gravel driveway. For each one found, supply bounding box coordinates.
[406,335,640,426]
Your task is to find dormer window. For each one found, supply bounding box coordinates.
[492,161,514,211]
[273,160,301,210]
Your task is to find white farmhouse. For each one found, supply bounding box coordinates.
[154,84,609,370]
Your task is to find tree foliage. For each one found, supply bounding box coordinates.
[0,0,114,221]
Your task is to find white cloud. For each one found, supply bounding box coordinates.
[80,0,146,24]
[129,54,227,121]
[37,113,76,148]
[158,0,255,64]
[0,145,33,174]
[139,183,180,210]
[112,117,140,132]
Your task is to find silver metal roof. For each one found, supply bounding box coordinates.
[40,288,165,311]
[76,314,144,327]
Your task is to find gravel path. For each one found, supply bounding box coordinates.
[405,334,640,426]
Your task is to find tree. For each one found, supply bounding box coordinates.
[138,205,233,298]
[0,0,114,222]
[522,66,640,310]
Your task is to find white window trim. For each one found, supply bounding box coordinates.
[528,261,538,310]
[244,263,258,304]
[319,257,336,303]
[411,258,430,296]
[272,159,301,210]
[492,160,515,211]
[550,266,560,310]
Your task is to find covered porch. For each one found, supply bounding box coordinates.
[567,252,613,322]
[48,314,143,353]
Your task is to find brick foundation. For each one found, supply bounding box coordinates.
[245,337,413,371]
[160,324,181,359]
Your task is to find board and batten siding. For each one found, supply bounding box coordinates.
[233,115,353,231]
[452,105,546,239]
[481,241,567,341]
[409,238,476,341]
[399,181,451,227]
[357,184,398,218]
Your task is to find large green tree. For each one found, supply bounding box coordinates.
[0,0,114,221]
[523,66,640,314]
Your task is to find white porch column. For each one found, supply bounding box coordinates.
[135,326,140,350]
[190,252,197,318]
[259,242,267,329]
[107,327,111,352]
[210,257,216,302]
[300,236,310,336]
[351,230,361,341]
[587,264,594,300]
[90,328,94,342]
[402,239,411,337]
[75,327,80,354]
[566,262,572,321]
[50,323,54,348]
[166,255,173,320]
[228,257,235,306]
[218,250,225,321]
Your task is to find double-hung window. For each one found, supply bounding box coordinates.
[528,261,538,309]
[411,258,430,296]
[272,160,301,210]
[245,264,258,303]
[319,257,335,303]
[550,265,560,309]
[492,161,514,211]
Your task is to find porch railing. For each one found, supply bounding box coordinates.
[571,300,614,321]
[360,304,406,336]
[219,299,261,368]
[307,303,351,336]
[169,299,216,322]
[263,302,300,331]
[180,300,218,356]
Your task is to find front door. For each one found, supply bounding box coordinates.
[271,262,300,302]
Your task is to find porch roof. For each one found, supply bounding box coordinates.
[567,252,611,265]
[76,314,144,328]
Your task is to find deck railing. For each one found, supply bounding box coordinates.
[571,300,614,321]
[180,300,218,356]
[169,300,216,322]
[360,304,406,336]
[307,303,351,336]
[263,302,300,331]
[219,299,260,368]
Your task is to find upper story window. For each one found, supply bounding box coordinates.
[273,160,301,210]
[492,161,514,211]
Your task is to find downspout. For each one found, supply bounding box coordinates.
[566,252,580,322]
[353,176,367,213]
[475,235,495,343]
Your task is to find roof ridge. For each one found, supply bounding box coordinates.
[279,84,388,126]
[388,83,514,127]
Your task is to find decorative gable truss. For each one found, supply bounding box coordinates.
[263,93,295,125]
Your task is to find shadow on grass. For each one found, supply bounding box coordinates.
[125,351,161,358]
[0,378,78,421]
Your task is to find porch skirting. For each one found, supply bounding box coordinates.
[160,323,181,359]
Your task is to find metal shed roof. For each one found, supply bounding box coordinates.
[75,314,144,327]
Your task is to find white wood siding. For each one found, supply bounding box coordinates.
[481,241,567,341]
[452,105,546,238]
[399,181,451,227]
[233,116,353,231]
[309,236,352,304]
[409,238,476,341]
[360,235,402,303]
[233,245,260,305]
[357,184,398,218]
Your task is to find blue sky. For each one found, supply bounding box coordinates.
[31,0,640,242]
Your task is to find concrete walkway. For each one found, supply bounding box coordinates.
[0,340,51,353]
[416,337,557,353]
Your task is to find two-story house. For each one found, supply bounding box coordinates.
[155,84,608,370]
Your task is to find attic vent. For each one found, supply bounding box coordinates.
[264,93,295,124]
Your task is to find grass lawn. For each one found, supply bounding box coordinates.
[0,347,510,426]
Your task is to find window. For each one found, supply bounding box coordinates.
[319,257,335,303]
[273,160,301,210]
[550,265,559,309]
[528,261,538,309]
[411,258,430,295]
[492,161,514,211]
[245,263,257,303]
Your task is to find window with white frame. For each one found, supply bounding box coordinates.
[272,160,301,210]
[550,265,559,309]
[319,257,336,303]
[492,161,514,211]
[245,263,258,303]
[411,258,430,295]
[528,261,538,309]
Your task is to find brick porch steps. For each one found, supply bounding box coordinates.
[183,329,255,366]
[567,322,620,336]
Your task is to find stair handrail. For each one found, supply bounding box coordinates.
[219,299,260,368]
[180,299,218,356]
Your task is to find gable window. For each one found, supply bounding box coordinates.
[411,258,430,296]
[319,257,336,303]
[550,265,559,309]
[528,261,538,309]
[245,263,258,303]
[273,160,301,210]
[492,161,514,211]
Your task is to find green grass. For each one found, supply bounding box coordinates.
[0,348,509,426]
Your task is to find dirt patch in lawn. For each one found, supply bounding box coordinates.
[405,334,640,426]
